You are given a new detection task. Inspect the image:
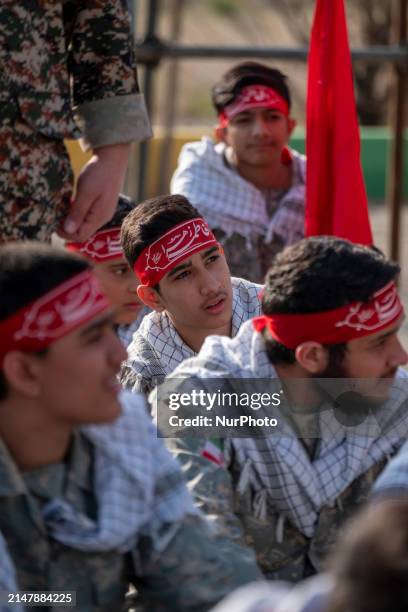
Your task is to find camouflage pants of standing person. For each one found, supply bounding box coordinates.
[0,116,73,243]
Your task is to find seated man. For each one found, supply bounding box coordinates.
[154,237,408,582]
[66,194,149,348]
[120,194,262,395]
[0,242,261,611]
[171,61,306,283]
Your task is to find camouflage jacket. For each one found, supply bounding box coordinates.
[0,0,151,149]
[0,420,261,610]
[162,437,389,583]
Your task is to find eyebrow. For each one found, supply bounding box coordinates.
[167,260,192,278]
[367,325,401,345]
[108,262,128,270]
[167,247,219,279]
[201,246,219,259]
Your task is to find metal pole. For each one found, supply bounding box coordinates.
[157,0,184,193]
[134,43,408,65]
[137,0,160,202]
[388,0,407,262]
[128,0,137,26]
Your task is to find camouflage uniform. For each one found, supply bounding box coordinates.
[162,436,388,582]
[0,409,261,611]
[153,322,408,581]
[0,0,151,242]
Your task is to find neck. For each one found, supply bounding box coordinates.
[274,363,322,411]
[226,147,292,191]
[0,396,72,471]
[172,318,232,353]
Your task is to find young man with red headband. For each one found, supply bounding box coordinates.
[171,62,306,283]
[66,194,149,347]
[120,194,262,395]
[154,237,408,582]
[0,242,262,609]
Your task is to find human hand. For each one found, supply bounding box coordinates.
[58,143,131,242]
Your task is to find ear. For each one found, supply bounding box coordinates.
[137,285,165,312]
[214,125,227,143]
[287,117,296,136]
[2,351,43,398]
[295,342,328,374]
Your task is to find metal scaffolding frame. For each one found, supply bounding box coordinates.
[132,0,408,260]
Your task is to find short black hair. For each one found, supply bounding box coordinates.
[121,194,202,270]
[99,193,136,231]
[0,242,90,398]
[261,237,400,365]
[211,61,291,114]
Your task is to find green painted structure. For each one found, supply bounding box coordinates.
[290,127,408,201]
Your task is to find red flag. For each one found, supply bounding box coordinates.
[305,0,373,244]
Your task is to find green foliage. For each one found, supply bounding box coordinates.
[208,0,238,18]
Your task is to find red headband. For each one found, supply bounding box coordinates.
[219,84,289,128]
[0,270,110,367]
[253,282,404,349]
[134,218,218,287]
[66,228,123,262]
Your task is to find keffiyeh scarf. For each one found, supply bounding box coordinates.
[0,391,197,589]
[171,137,306,247]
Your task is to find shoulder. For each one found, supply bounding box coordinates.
[121,317,168,394]
[232,277,263,302]
[290,148,307,183]
[171,137,227,188]
[372,440,408,498]
[176,137,220,163]
[117,306,151,347]
[126,311,166,356]
[170,320,257,380]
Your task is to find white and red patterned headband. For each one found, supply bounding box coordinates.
[134,218,219,287]
[66,228,123,262]
[219,84,289,128]
[253,281,404,348]
[0,270,110,367]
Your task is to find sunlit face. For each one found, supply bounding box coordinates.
[320,315,408,404]
[93,255,143,326]
[32,311,127,425]
[220,107,295,168]
[154,245,233,346]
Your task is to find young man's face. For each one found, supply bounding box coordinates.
[219,107,295,168]
[32,311,127,425]
[93,256,143,326]
[153,246,233,341]
[322,315,408,403]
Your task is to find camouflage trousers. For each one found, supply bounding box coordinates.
[0,115,73,243]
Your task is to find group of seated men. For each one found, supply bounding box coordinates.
[1,61,408,612]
